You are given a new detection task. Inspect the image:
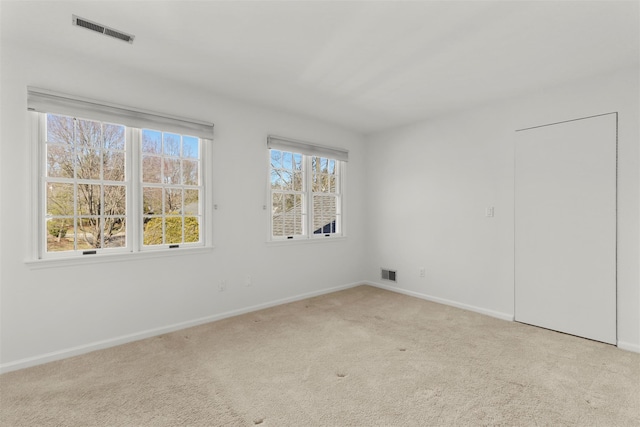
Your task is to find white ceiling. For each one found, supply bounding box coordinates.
[2,0,639,134]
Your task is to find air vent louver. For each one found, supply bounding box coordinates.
[381,268,397,283]
[72,15,135,44]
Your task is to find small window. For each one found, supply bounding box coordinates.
[267,136,347,241]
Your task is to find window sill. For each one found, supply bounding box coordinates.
[266,236,347,247]
[25,246,214,270]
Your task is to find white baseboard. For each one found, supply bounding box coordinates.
[365,281,514,322]
[3,281,635,373]
[617,341,640,353]
[0,281,362,374]
[368,282,640,353]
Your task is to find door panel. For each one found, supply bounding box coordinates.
[514,114,616,344]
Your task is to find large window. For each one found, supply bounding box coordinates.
[29,88,213,261]
[268,136,347,241]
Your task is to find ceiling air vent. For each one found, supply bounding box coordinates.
[72,15,135,44]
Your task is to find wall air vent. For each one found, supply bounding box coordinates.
[72,15,135,44]
[381,268,397,283]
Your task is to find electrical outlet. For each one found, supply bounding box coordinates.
[419,267,426,278]
[246,275,252,287]
[485,206,495,217]
[219,280,226,292]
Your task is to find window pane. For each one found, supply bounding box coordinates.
[280,171,293,190]
[329,175,336,193]
[164,188,182,215]
[294,194,303,235]
[165,217,183,244]
[328,159,336,174]
[143,217,163,245]
[47,183,74,216]
[142,130,162,154]
[182,160,199,185]
[47,144,74,178]
[77,184,101,216]
[163,133,180,156]
[163,158,180,184]
[284,194,296,212]
[270,170,281,190]
[272,193,284,237]
[104,218,126,248]
[320,157,328,172]
[183,136,199,159]
[142,155,161,183]
[282,152,293,170]
[270,150,282,168]
[77,217,100,249]
[312,172,323,192]
[76,146,101,180]
[47,114,74,144]
[46,218,74,252]
[184,216,200,243]
[104,185,126,216]
[143,187,162,215]
[184,189,199,215]
[282,216,294,237]
[272,192,284,213]
[103,151,125,181]
[293,172,303,191]
[293,153,303,170]
[313,195,337,234]
[76,119,102,148]
[103,123,125,150]
[280,193,302,237]
[272,218,284,237]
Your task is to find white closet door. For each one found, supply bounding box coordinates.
[514,113,616,344]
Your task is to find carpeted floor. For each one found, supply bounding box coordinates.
[1,285,639,426]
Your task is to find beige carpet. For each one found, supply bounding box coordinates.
[1,285,639,426]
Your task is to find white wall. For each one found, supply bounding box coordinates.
[0,41,367,371]
[2,31,638,374]
[365,66,639,351]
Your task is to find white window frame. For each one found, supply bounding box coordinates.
[37,114,133,259]
[310,156,342,238]
[267,135,347,242]
[26,88,214,266]
[139,129,205,251]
